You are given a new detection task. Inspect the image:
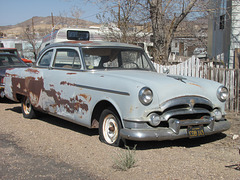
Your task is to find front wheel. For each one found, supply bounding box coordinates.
[21,96,36,119]
[99,108,123,147]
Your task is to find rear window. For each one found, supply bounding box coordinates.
[0,55,26,67]
[0,49,18,56]
[67,30,89,41]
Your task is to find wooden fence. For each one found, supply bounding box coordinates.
[153,56,240,113]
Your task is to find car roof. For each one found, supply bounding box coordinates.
[40,41,143,55]
[0,47,17,50]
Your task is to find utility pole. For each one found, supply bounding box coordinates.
[118,1,120,28]
[51,12,54,28]
[32,17,35,35]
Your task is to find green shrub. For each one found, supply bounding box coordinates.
[113,145,137,171]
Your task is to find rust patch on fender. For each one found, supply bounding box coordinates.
[10,74,89,116]
[80,94,91,102]
[43,88,89,114]
[5,73,18,77]
[60,81,76,86]
[74,103,88,112]
[11,76,44,104]
[70,95,89,112]
[25,68,40,74]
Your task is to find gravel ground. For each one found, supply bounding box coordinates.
[0,99,240,180]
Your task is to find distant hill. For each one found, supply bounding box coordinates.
[15,16,98,27]
[0,16,99,38]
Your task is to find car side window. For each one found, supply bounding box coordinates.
[38,50,53,67]
[53,49,81,69]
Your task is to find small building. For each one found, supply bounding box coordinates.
[207,0,240,68]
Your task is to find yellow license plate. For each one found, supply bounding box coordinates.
[187,126,205,138]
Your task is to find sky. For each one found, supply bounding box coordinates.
[0,0,101,26]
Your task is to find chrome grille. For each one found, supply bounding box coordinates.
[158,96,214,134]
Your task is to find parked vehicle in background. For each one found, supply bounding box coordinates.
[40,28,154,59]
[0,47,33,64]
[0,53,28,98]
[4,41,230,146]
[40,28,104,51]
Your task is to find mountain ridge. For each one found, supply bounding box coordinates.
[0,16,99,37]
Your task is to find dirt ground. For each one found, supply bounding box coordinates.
[0,99,240,180]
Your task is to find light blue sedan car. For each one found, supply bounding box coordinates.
[4,41,230,146]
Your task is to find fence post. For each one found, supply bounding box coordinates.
[237,69,240,113]
[234,48,240,69]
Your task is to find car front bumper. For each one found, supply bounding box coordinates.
[120,119,230,141]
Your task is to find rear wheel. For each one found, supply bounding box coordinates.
[21,96,36,119]
[99,108,123,147]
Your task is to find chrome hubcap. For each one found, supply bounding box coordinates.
[102,114,118,144]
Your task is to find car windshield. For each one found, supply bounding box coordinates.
[82,48,154,71]
[0,55,26,67]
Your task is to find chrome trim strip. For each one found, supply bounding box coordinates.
[75,84,130,96]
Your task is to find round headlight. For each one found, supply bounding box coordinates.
[139,87,153,105]
[217,86,228,102]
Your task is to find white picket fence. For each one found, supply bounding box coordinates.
[153,56,240,113]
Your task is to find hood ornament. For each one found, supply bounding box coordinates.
[189,99,195,111]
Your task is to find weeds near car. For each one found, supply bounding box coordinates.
[113,145,137,171]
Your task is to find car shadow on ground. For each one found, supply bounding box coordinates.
[0,97,19,104]
[6,105,228,150]
[5,106,22,114]
[6,105,99,137]
[38,114,99,137]
[125,133,227,150]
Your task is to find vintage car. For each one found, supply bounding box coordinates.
[0,47,33,64]
[4,41,230,146]
[0,53,28,98]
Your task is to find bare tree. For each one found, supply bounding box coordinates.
[91,0,212,63]
[148,0,200,64]
[20,18,41,60]
[58,11,69,27]
[96,0,150,43]
[71,6,83,26]
[21,28,39,60]
[56,5,84,28]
